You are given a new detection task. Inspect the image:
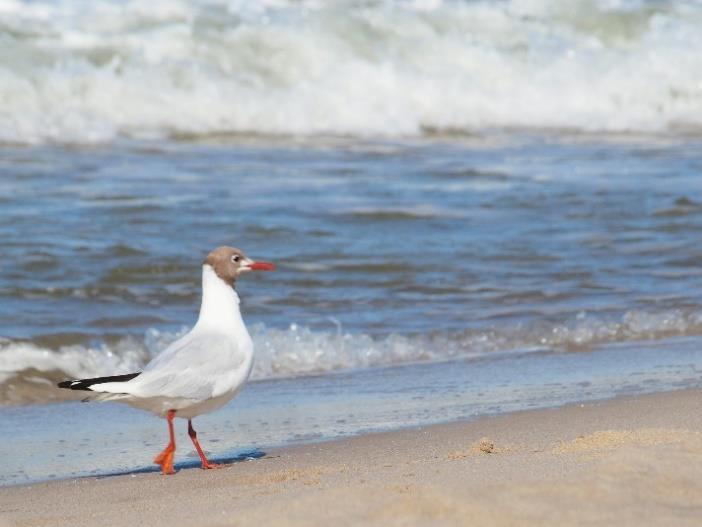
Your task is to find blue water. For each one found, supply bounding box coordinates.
[3,0,702,486]
[3,136,702,398]
[2,133,702,484]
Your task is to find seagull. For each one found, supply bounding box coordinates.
[57,246,275,475]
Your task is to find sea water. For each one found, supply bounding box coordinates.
[2,0,702,484]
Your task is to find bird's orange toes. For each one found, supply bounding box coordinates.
[157,453,175,475]
[201,461,224,470]
[154,448,176,475]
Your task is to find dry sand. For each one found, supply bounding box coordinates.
[3,389,702,526]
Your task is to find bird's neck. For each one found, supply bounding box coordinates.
[195,265,247,333]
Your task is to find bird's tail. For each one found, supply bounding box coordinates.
[57,372,141,391]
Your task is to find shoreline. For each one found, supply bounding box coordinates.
[0,385,680,490]
[3,336,702,487]
[3,388,702,526]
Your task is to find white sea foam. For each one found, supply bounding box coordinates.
[2,308,702,405]
[1,0,701,144]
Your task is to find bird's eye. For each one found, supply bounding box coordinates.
[231,255,240,263]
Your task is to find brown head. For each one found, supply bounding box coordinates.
[203,246,275,286]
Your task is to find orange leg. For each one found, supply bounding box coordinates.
[188,420,223,470]
[153,409,177,475]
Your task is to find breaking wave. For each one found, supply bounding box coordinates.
[1,0,702,144]
[2,308,702,405]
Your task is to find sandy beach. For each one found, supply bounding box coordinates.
[2,388,702,527]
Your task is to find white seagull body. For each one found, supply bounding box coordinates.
[58,246,275,474]
[92,265,254,419]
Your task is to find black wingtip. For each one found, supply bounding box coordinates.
[56,372,141,391]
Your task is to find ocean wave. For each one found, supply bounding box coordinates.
[1,0,701,144]
[2,308,702,406]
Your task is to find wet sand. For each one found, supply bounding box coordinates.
[3,389,702,526]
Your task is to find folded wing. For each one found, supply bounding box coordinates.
[87,330,246,401]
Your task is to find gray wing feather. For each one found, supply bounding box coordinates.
[126,330,246,400]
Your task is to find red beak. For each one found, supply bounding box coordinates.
[249,261,276,271]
